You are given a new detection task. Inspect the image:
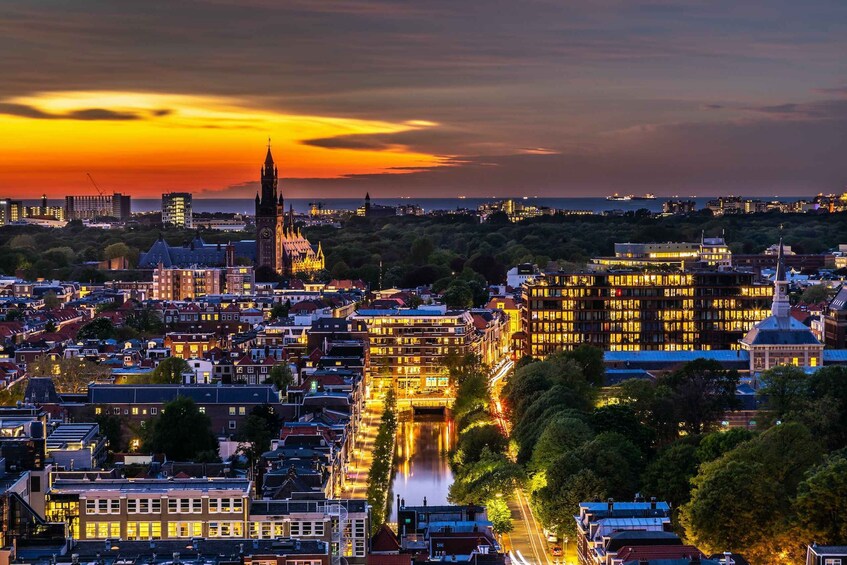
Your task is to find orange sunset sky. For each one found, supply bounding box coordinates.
[1,91,447,199]
[1,1,846,199]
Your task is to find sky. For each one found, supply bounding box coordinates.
[1,0,845,199]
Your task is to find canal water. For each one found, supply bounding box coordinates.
[392,414,455,515]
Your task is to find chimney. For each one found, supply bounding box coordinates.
[607,498,614,514]
[650,496,657,510]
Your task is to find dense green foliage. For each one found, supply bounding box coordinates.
[3,211,845,284]
[366,390,398,533]
[144,396,219,461]
[150,357,192,384]
[448,357,519,535]
[308,212,847,289]
[504,359,847,565]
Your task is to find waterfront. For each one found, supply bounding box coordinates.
[392,415,456,514]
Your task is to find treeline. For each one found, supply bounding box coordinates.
[447,356,521,534]
[3,211,846,288]
[0,223,238,281]
[308,211,847,294]
[503,352,847,565]
[366,390,398,533]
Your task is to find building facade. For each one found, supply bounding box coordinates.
[162,192,193,228]
[153,265,222,301]
[522,271,772,356]
[65,194,131,220]
[351,307,477,397]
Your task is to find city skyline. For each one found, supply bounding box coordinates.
[1,1,846,198]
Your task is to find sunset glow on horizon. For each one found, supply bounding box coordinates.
[0,91,448,198]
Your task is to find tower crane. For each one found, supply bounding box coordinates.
[86,173,105,196]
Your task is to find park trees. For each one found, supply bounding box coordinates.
[144,396,219,461]
[28,355,110,393]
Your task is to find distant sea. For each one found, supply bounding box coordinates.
[128,196,803,215]
[24,196,808,216]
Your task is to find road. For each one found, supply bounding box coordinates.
[342,398,383,498]
[488,358,559,565]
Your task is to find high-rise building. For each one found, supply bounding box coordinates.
[0,198,22,225]
[161,192,193,228]
[522,270,772,356]
[65,193,131,220]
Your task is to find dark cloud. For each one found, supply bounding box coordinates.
[1,0,846,195]
[0,102,142,120]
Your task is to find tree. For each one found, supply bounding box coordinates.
[452,424,508,468]
[77,317,118,340]
[641,441,700,509]
[104,242,131,260]
[663,359,739,435]
[680,423,823,563]
[486,496,513,535]
[270,300,291,320]
[794,454,847,545]
[125,307,164,335]
[28,356,110,393]
[410,237,434,264]
[800,284,829,304]
[449,447,524,504]
[151,357,191,384]
[694,428,754,463]
[530,415,594,472]
[144,396,219,461]
[95,413,125,453]
[42,291,60,310]
[265,363,294,391]
[757,365,809,424]
[443,280,473,310]
[8,234,36,250]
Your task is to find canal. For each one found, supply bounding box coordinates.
[392,414,455,513]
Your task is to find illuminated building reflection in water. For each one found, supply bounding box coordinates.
[392,415,455,510]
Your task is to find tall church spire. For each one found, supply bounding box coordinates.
[265,137,274,166]
[772,237,790,318]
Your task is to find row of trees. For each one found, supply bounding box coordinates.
[447,356,519,535]
[366,390,398,533]
[503,352,847,565]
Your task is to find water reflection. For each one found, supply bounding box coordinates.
[392,415,455,511]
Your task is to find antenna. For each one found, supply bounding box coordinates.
[86,173,105,196]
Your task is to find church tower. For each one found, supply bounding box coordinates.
[255,142,284,273]
[772,238,790,318]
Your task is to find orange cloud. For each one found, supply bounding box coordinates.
[0,91,448,198]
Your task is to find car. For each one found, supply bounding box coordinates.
[550,547,562,557]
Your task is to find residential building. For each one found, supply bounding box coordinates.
[153,265,222,301]
[573,500,673,565]
[823,284,847,348]
[351,307,478,398]
[592,235,732,270]
[162,192,193,228]
[44,476,251,540]
[506,263,540,290]
[522,271,772,356]
[72,384,285,442]
[807,544,847,565]
[163,332,220,359]
[65,194,131,221]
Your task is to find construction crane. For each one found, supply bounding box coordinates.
[86,172,105,196]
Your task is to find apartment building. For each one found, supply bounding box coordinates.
[44,477,251,540]
[351,307,478,397]
[162,192,193,228]
[522,270,772,356]
[153,265,222,301]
